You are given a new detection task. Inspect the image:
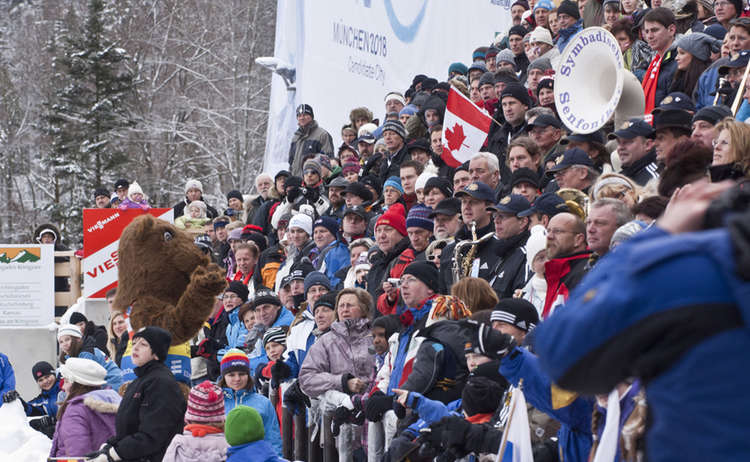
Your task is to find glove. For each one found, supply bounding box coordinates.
[271,361,291,389]
[385,434,419,462]
[2,390,19,403]
[392,400,407,419]
[460,319,516,360]
[254,363,268,385]
[194,338,216,358]
[330,406,351,437]
[283,380,311,415]
[437,415,474,458]
[364,391,394,422]
[85,443,121,461]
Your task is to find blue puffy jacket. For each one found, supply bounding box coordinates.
[0,353,15,406]
[536,225,750,462]
[217,307,249,361]
[24,378,60,417]
[72,338,123,391]
[223,387,282,455]
[500,347,593,462]
[313,240,350,287]
[226,439,284,462]
[694,58,726,110]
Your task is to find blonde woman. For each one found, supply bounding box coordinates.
[710,117,750,181]
[591,173,640,208]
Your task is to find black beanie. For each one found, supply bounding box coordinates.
[500,83,531,108]
[132,326,172,362]
[508,25,528,39]
[402,261,440,290]
[69,312,88,325]
[94,187,110,200]
[313,291,338,315]
[226,281,250,303]
[461,376,504,417]
[557,0,581,19]
[32,361,55,380]
[226,190,243,202]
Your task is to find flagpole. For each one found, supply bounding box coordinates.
[496,378,524,462]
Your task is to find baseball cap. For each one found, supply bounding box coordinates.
[429,197,461,217]
[518,192,570,217]
[546,148,594,174]
[608,118,656,140]
[454,181,497,203]
[487,194,531,214]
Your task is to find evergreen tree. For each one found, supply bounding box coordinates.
[43,0,136,239]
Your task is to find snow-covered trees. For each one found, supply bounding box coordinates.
[0,0,275,244]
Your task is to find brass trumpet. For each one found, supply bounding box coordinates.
[452,221,495,284]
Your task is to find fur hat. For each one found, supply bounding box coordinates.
[185,179,203,194]
[349,107,373,127]
[226,406,264,446]
[128,182,144,198]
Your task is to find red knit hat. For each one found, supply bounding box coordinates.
[376,203,407,236]
[185,380,225,423]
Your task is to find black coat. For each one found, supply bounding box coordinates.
[439,221,495,294]
[487,230,531,299]
[621,150,660,186]
[379,144,411,180]
[367,237,411,303]
[111,333,128,367]
[110,360,186,462]
[84,322,109,354]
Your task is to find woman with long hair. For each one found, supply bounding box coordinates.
[57,324,123,391]
[107,312,129,367]
[670,33,720,96]
[49,358,121,458]
[710,117,750,181]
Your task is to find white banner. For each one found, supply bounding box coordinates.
[0,244,54,327]
[264,0,513,171]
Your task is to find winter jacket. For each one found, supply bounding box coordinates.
[109,360,187,462]
[0,353,15,407]
[400,320,470,404]
[283,310,316,378]
[500,348,593,462]
[367,236,411,303]
[217,307,249,362]
[24,379,60,417]
[83,321,109,354]
[223,387,282,455]
[51,389,121,458]
[556,20,583,53]
[73,337,123,391]
[379,144,411,181]
[624,40,653,77]
[163,430,228,462]
[376,246,418,315]
[488,230,531,299]
[645,43,679,112]
[247,308,295,372]
[621,150,660,186]
[289,120,334,176]
[173,196,219,220]
[226,440,284,462]
[536,225,750,461]
[694,57,726,110]
[541,250,592,319]
[310,239,350,287]
[175,216,210,230]
[298,318,374,398]
[118,197,150,210]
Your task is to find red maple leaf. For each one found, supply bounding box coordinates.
[445,123,468,152]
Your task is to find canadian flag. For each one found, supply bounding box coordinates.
[441,86,493,168]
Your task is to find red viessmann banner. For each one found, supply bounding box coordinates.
[82,208,173,299]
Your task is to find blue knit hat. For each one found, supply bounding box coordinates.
[304,271,331,296]
[448,62,468,76]
[384,176,404,195]
[406,204,434,232]
[313,216,339,238]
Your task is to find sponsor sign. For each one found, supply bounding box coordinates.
[82,208,173,298]
[0,245,54,327]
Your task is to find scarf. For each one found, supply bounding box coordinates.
[232,269,253,285]
[642,53,663,113]
[185,423,223,437]
[466,412,493,424]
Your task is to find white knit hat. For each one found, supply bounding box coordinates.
[60,357,107,387]
[185,179,203,194]
[525,225,548,270]
[128,181,144,198]
[530,27,554,46]
[288,213,313,236]
[57,323,83,340]
[415,171,437,192]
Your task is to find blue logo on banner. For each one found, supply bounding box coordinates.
[384,0,428,43]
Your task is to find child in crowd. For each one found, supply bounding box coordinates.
[219,348,282,455]
[118,182,150,210]
[517,225,548,315]
[239,302,263,356]
[176,200,211,230]
[163,380,229,462]
[256,327,288,425]
[225,406,285,462]
[57,324,123,391]
[50,358,121,458]
[13,361,61,438]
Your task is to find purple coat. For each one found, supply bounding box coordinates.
[50,389,121,458]
[163,431,229,462]
[298,318,374,398]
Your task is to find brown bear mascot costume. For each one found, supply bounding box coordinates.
[112,214,226,394]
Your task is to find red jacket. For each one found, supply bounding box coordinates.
[542,251,592,319]
[377,248,416,315]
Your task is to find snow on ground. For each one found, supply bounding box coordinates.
[0,401,51,462]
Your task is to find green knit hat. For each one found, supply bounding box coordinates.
[225,405,265,446]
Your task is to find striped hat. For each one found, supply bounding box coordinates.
[490,299,539,332]
[406,204,434,232]
[263,326,287,347]
[185,380,225,423]
[220,348,250,376]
